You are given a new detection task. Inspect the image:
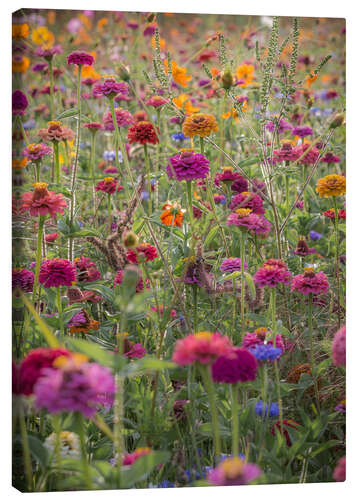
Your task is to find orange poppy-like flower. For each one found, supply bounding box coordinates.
[305,74,318,88]
[12,158,27,170]
[172,94,199,115]
[97,17,108,32]
[236,63,255,87]
[164,60,191,88]
[182,113,218,138]
[32,26,54,47]
[152,36,166,50]
[12,23,29,39]
[160,202,184,227]
[210,67,220,78]
[316,174,346,198]
[69,319,99,334]
[12,56,30,74]
[81,65,101,80]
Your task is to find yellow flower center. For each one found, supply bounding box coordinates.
[235,208,252,217]
[33,182,49,190]
[104,177,114,183]
[194,331,213,340]
[221,457,244,479]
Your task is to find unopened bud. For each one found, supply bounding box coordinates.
[329,113,345,129]
[221,68,233,89]
[122,231,139,249]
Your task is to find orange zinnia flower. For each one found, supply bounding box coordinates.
[172,94,199,115]
[182,113,218,138]
[316,174,346,198]
[164,60,192,88]
[160,202,184,227]
[236,63,255,87]
[12,56,30,74]
[12,24,29,39]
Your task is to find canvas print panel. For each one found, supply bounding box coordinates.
[12,8,346,492]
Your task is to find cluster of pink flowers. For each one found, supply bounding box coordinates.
[102,108,133,130]
[113,268,149,293]
[227,210,271,237]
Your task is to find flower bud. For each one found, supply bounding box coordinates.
[122,231,139,249]
[221,68,233,89]
[329,113,345,129]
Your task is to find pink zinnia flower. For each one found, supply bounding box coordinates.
[102,108,133,130]
[126,243,158,264]
[332,325,346,367]
[296,144,320,165]
[12,90,28,115]
[113,268,149,294]
[215,167,244,187]
[220,258,247,273]
[19,347,70,395]
[211,347,258,383]
[34,360,115,418]
[333,456,346,482]
[93,78,129,98]
[230,191,265,214]
[273,142,299,163]
[22,143,52,162]
[291,269,330,295]
[39,258,76,288]
[95,177,123,195]
[166,150,210,181]
[74,256,101,282]
[227,210,271,236]
[83,122,103,132]
[207,457,261,486]
[123,448,152,466]
[254,260,291,288]
[12,268,34,292]
[146,95,168,108]
[67,51,94,66]
[172,331,232,366]
[21,182,67,218]
[45,232,58,243]
[125,343,146,359]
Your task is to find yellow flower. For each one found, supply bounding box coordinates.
[316,174,346,198]
[32,26,55,47]
[182,113,218,138]
[164,60,191,88]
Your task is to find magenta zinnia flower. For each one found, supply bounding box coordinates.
[296,144,320,165]
[333,456,346,482]
[227,210,271,236]
[231,176,249,193]
[21,182,67,218]
[95,177,123,195]
[93,78,129,98]
[332,325,346,367]
[266,119,292,133]
[273,142,299,163]
[12,268,34,292]
[291,125,313,137]
[254,260,291,288]
[214,167,243,187]
[34,359,115,417]
[22,143,52,162]
[12,90,28,115]
[172,331,232,366]
[74,256,101,282]
[146,95,168,108]
[211,347,258,383]
[126,243,158,264]
[230,191,265,214]
[102,108,133,130]
[67,51,94,66]
[166,150,210,181]
[39,258,76,288]
[291,269,330,295]
[207,457,261,486]
[220,258,247,273]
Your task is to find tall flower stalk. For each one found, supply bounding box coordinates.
[199,364,221,461]
[32,215,46,305]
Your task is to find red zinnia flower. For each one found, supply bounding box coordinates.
[21,182,67,218]
[128,121,159,145]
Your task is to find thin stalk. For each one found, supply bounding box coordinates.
[186,180,195,229]
[199,364,221,462]
[230,383,239,456]
[333,196,341,327]
[108,194,112,234]
[76,412,93,490]
[271,287,284,429]
[68,66,82,261]
[143,143,152,215]
[18,403,33,491]
[56,287,64,343]
[53,141,60,184]
[48,58,55,120]
[90,131,96,209]
[240,231,246,343]
[32,215,45,306]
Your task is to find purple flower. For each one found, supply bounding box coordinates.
[220,258,247,273]
[309,231,323,241]
[93,79,129,98]
[166,150,210,181]
[22,143,52,162]
[266,118,292,133]
[34,361,115,418]
[39,258,76,288]
[67,51,94,66]
[208,457,261,486]
[12,268,34,292]
[211,348,258,384]
[12,90,28,116]
[231,176,249,193]
[35,45,63,60]
[332,325,346,367]
[230,192,265,215]
[291,125,313,137]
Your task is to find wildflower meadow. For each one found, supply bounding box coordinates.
[12,9,346,492]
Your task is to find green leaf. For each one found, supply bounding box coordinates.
[204,226,219,247]
[82,283,116,305]
[56,108,78,120]
[122,357,177,377]
[244,272,256,300]
[27,435,49,469]
[310,440,340,458]
[120,451,170,488]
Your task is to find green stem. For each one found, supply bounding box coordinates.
[240,231,246,343]
[143,143,152,215]
[199,136,204,154]
[56,287,64,343]
[186,180,195,230]
[18,403,33,491]
[32,215,45,305]
[68,65,82,261]
[193,284,198,332]
[76,412,93,490]
[90,132,97,211]
[35,162,41,182]
[333,196,341,327]
[230,383,239,456]
[232,277,237,337]
[271,287,284,430]
[199,364,221,462]
[53,141,60,184]
[48,58,55,120]
[108,194,112,234]
[285,173,289,215]
[303,165,308,212]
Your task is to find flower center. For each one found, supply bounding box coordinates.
[104,177,114,183]
[235,208,252,217]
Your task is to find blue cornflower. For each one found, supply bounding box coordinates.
[309,230,323,241]
[104,150,116,162]
[141,191,149,201]
[171,132,189,142]
[255,400,280,418]
[157,480,175,488]
[23,119,36,130]
[249,344,282,362]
